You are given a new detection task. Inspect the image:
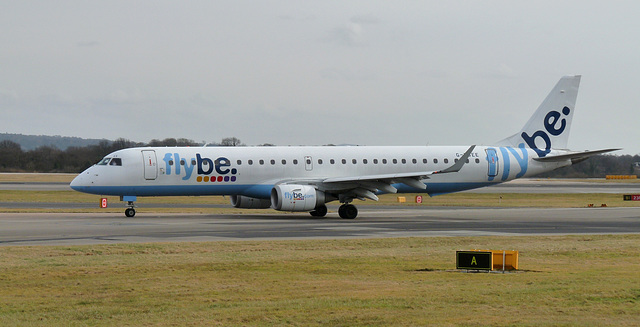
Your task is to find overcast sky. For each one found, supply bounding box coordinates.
[1,1,639,154]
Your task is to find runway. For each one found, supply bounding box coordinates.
[1,206,638,246]
[1,178,639,246]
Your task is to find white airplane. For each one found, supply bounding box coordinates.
[71,75,617,218]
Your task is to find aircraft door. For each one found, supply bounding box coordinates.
[142,150,158,180]
[485,148,499,178]
[304,156,313,171]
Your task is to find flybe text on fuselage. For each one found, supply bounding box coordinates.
[161,153,238,182]
[484,145,530,182]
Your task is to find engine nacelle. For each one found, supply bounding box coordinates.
[230,195,272,209]
[270,184,325,212]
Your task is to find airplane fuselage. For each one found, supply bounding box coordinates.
[71,145,569,198]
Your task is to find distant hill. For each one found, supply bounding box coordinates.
[0,133,111,151]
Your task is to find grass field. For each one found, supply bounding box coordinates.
[1,174,639,325]
[1,235,639,326]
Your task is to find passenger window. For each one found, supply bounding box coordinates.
[259,160,265,165]
[180,159,185,165]
[330,159,335,164]
[423,159,428,164]
[110,158,122,166]
[402,159,407,164]
[382,159,387,164]
[318,159,323,164]
[293,159,298,165]
[282,159,287,165]
[363,159,368,164]
[352,159,357,164]
[475,158,480,164]
[444,159,449,164]
[393,159,398,164]
[433,159,438,164]
[373,159,378,164]
[342,159,347,164]
[237,160,242,165]
[270,159,276,165]
[168,160,174,165]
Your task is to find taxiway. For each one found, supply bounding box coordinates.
[1,206,638,246]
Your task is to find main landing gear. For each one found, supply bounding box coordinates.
[338,204,358,219]
[308,204,358,219]
[310,204,328,217]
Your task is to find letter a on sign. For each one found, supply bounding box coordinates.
[456,251,492,270]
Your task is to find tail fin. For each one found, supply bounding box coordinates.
[498,75,581,157]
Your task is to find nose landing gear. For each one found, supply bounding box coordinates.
[121,196,137,218]
[125,205,136,217]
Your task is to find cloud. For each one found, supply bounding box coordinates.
[277,14,316,22]
[324,15,382,47]
[36,94,77,107]
[0,89,18,106]
[188,93,227,109]
[93,88,147,105]
[350,15,381,25]
[76,41,99,47]
[477,64,518,79]
[320,68,375,81]
[419,70,449,79]
[328,22,367,47]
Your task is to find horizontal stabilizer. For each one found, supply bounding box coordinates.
[532,148,620,164]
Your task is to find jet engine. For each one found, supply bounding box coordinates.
[230,195,272,209]
[270,184,325,212]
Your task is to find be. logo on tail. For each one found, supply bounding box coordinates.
[521,107,570,157]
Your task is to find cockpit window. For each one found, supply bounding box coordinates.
[98,157,122,166]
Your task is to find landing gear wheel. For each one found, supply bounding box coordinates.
[310,205,328,217]
[125,208,136,217]
[338,204,358,219]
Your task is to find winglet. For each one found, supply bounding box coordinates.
[436,145,476,174]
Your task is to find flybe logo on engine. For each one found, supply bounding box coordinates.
[162,153,237,182]
[284,190,313,201]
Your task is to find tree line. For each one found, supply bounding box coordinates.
[0,137,240,173]
[0,138,638,177]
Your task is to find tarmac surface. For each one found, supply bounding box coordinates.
[1,206,639,246]
[1,179,639,246]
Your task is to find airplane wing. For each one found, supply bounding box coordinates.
[532,148,620,164]
[306,145,477,201]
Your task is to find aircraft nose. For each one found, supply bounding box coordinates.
[70,171,92,192]
[69,174,83,191]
